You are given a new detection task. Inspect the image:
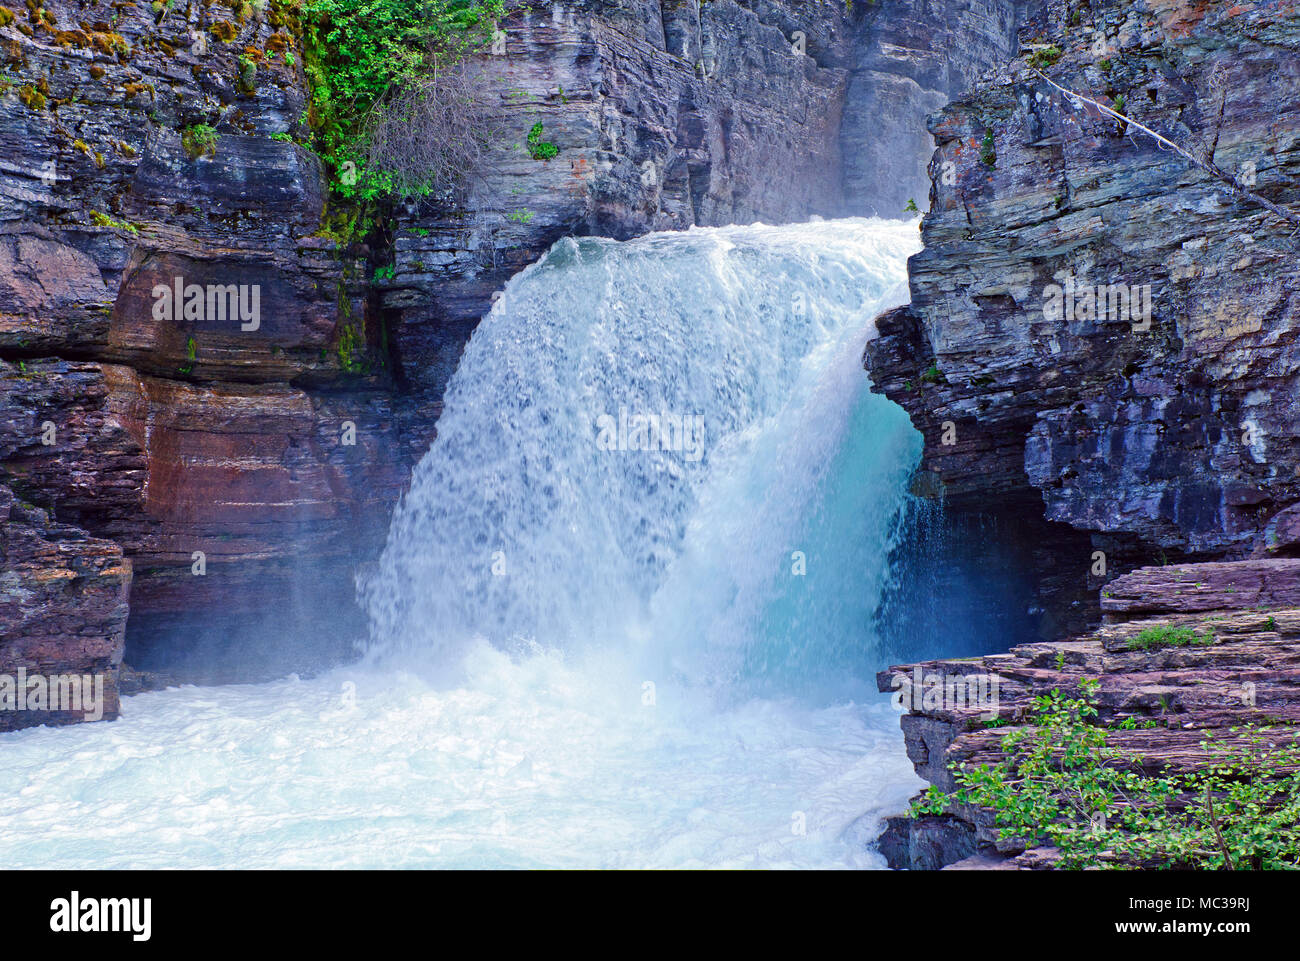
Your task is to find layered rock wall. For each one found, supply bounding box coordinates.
[868,0,1300,868]
[866,0,1300,631]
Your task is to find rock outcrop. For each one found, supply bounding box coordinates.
[867,0,1300,867]
[0,486,129,730]
[0,0,411,696]
[866,0,1300,631]
[876,558,1300,869]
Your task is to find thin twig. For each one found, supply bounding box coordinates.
[1204,783,1236,870]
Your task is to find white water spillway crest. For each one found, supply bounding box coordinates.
[363,218,924,696]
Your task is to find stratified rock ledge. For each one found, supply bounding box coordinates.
[876,559,1300,869]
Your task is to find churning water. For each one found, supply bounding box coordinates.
[0,218,926,868]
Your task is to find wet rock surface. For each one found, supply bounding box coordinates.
[0,486,129,730]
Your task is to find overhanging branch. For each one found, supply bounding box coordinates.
[1031,67,1300,231]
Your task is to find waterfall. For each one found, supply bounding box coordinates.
[363,218,923,700]
[0,218,930,869]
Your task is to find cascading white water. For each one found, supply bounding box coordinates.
[0,218,926,869]
[363,218,923,696]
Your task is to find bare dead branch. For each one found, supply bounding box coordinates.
[361,58,493,201]
[1031,67,1300,231]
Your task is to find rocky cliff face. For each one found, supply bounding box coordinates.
[841,0,1037,217]
[866,0,1300,868]
[866,0,1300,632]
[0,0,1032,727]
[0,0,416,703]
[0,485,128,729]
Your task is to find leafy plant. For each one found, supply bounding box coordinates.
[979,129,996,168]
[1028,45,1063,70]
[302,0,504,199]
[526,121,558,160]
[1128,624,1209,650]
[90,211,139,234]
[904,198,919,213]
[914,680,1300,868]
[181,124,219,159]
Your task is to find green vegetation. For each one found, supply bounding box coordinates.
[921,363,943,384]
[237,55,258,93]
[903,198,919,213]
[178,336,197,374]
[1128,624,1209,650]
[914,680,1300,869]
[181,124,219,159]
[507,208,533,224]
[90,211,138,234]
[336,322,364,373]
[301,0,504,200]
[1028,45,1063,70]
[979,129,996,168]
[18,84,46,110]
[525,121,557,160]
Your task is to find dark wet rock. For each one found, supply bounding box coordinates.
[0,486,129,731]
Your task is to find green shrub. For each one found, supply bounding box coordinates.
[181,124,219,159]
[302,0,503,199]
[526,121,557,160]
[979,129,996,168]
[1028,45,1063,70]
[1128,624,1208,650]
[913,679,1300,869]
